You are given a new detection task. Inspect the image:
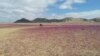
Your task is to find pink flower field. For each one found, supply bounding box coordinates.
[0,23,100,56]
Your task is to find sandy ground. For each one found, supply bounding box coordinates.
[0,23,100,56]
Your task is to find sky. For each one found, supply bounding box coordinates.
[0,0,100,23]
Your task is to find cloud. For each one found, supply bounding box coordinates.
[0,0,57,22]
[59,0,85,9]
[65,10,100,18]
[47,10,100,19]
[0,0,99,23]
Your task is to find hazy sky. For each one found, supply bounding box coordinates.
[0,0,100,22]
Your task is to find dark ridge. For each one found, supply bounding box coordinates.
[14,18,31,23]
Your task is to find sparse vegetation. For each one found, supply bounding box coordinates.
[0,23,100,56]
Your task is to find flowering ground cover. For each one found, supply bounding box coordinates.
[0,23,100,56]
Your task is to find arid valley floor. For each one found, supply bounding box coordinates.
[0,23,100,56]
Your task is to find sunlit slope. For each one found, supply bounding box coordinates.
[0,24,39,40]
[0,28,20,40]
